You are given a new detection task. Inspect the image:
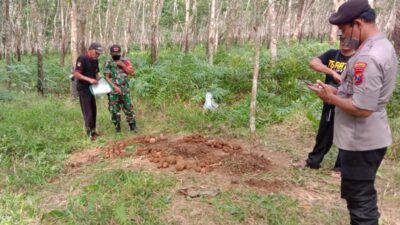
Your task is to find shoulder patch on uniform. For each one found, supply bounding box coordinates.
[353,61,367,86]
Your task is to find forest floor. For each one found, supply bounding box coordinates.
[38,129,400,225]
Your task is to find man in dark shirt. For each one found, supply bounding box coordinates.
[302,36,354,174]
[73,42,103,141]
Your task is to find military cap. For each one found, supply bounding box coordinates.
[329,0,371,25]
[110,44,122,56]
[89,42,104,54]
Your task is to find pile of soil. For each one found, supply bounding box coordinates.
[101,133,272,174]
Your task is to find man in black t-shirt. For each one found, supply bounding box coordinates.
[303,37,354,174]
[73,42,104,141]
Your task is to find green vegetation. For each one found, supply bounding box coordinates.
[207,192,301,224]
[0,42,399,224]
[41,170,174,224]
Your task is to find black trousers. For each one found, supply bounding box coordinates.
[307,103,341,169]
[78,88,97,135]
[340,148,386,225]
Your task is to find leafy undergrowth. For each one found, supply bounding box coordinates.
[41,170,174,224]
[1,43,399,224]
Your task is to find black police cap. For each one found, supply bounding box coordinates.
[110,44,122,56]
[89,42,103,54]
[329,0,371,25]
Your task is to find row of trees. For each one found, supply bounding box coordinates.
[1,0,399,65]
[1,0,400,134]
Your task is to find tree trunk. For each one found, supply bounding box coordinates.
[190,0,198,51]
[172,0,178,44]
[3,0,12,88]
[250,0,261,139]
[151,0,158,64]
[207,0,216,65]
[394,2,400,56]
[78,3,86,54]
[183,0,191,53]
[329,0,343,44]
[104,0,113,45]
[70,0,79,98]
[225,0,237,50]
[15,0,23,62]
[384,0,397,36]
[30,0,44,96]
[140,0,146,51]
[268,0,277,65]
[124,0,135,55]
[59,0,66,66]
[284,0,293,41]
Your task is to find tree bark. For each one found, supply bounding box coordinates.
[225,0,237,50]
[59,0,66,66]
[329,0,343,44]
[78,3,87,54]
[284,0,293,41]
[70,0,79,98]
[151,0,158,64]
[3,0,12,88]
[15,0,23,62]
[268,0,277,65]
[140,0,146,51]
[183,0,191,53]
[250,0,261,139]
[30,0,44,96]
[207,0,216,65]
[394,1,400,56]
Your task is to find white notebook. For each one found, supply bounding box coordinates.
[89,78,112,96]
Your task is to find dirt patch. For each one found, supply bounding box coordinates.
[245,179,286,192]
[65,134,272,176]
[64,148,102,168]
[132,133,271,175]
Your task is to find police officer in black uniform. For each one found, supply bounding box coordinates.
[73,42,103,141]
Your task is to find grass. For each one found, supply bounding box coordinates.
[214,192,300,224]
[41,170,175,225]
[0,42,399,224]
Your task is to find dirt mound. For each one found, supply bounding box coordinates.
[65,148,102,168]
[65,133,272,175]
[133,133,271,174]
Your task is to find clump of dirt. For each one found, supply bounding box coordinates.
[133,133,271,175]
[65,133,272,175]
[245,179,286,192]
[222,153,271,174]
[65,148,102,168]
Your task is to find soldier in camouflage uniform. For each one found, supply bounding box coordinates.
[104,44,137,132]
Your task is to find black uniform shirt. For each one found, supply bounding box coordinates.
[318,49,352,87]
[75,54,99,90]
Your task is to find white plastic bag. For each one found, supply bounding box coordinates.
[89,78,112,96]
[203,92,218,110]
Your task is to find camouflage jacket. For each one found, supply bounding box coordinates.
[104,58,133,87]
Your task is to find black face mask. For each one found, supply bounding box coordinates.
[112,55,121,61]
[343,25,361,50]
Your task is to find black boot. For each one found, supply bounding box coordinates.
[129,121,137,133]
[87,129,97,141]
[115,123,121,133]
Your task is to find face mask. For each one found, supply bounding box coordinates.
[343,25,361,50]
[112,55,121,61]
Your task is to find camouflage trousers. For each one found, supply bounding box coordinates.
[108,91,135,125]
